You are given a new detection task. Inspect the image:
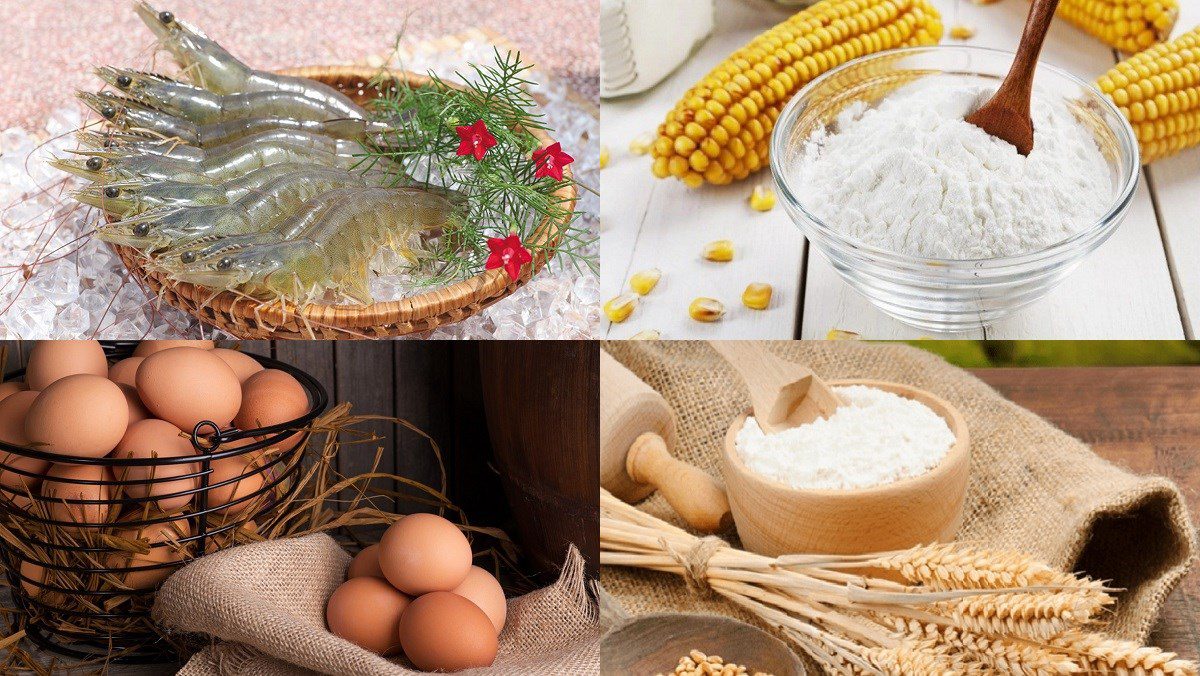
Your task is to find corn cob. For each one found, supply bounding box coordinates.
[1098,26,1200,163]
[650,0,944,188]
[1056,0,1178,53]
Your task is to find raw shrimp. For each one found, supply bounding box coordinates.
[73,162,321,215]
[97,165,378,250]
[133,1,365,120]
[77,128,363,164]
[78,91,196,141]
[53,133,362,184]
[159,187,460,304]
[96,67,368,125]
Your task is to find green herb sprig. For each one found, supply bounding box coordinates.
[359,49,595,285]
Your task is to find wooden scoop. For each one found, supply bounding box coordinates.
[709,341,843,435]
[600,350,732,533]
[964,0,1060,155]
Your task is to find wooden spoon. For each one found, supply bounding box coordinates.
[964,0,1061,155]
[709,341,843,435]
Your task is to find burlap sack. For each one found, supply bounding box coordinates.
[153,533,599,675]
[601,340,1197,642]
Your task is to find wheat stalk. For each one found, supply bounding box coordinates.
[601,489,1197,676]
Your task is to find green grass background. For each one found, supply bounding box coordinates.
[904,341,1200,368]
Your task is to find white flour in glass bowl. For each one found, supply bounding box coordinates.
[787,80,1112,260]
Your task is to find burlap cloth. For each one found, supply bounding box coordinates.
[601,340,1197,644]
[152,534,599,675]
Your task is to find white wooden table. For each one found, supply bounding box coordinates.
[601,0,1200,339]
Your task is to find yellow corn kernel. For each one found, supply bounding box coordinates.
[688,297,726,322]
[949,24,976,40]
[741,283,772,310]
[603,293,638,323]
[649,0,944,187]
[628,268,662,295]
[599,145,610,169]
[1055,0,1177,53]
[629,329,662,340]
[1097,26,1200,162]
[748,185,776,212]
[702,239,734,262]
[826,328,862,340]
[628,133,654,156]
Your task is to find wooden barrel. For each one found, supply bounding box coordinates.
[478,342,599,581]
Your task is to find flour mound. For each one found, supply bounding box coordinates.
[790,80,1112,259]
[735,385,955,490]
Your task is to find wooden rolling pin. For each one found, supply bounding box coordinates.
[600,350,732,533]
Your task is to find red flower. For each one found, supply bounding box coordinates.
[532,142,574,181]
[485,234,533,280]
[455,119,497,161]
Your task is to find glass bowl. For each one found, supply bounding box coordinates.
[769,46,1140,332]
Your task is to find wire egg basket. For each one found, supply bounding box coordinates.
[0,342,328,663]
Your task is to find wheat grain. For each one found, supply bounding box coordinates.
[885,616,1081,675]
[939,590,1111,642]
[871,543,1093,592]
[1050,629,1198,676]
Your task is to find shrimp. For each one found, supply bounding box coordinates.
[158,187,460,304]
[78,91,196,141]
[73,162,318,215]
[97,165,376,250]
[52,134,361,184]
[132,1,365,120]
[77,129,362,164]
[96,67,368,125]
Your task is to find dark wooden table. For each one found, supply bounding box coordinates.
[973,366,1200,661]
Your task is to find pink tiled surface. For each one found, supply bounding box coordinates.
[0,0,598,130]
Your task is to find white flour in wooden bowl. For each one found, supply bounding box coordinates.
[734,385,955,490]
[788,80,1112,259]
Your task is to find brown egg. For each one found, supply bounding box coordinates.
[118,384,151,424]
[0,391,47,492]
[325,577,411,655]
[398,591,498,671]
[108,357,144,387]
[0,381,26,403]
[106,518,191,589]
[42,463,113,524]
[136,347,241,433]
[234,369,308,452]
[347,544,385,580]
[25,340,108,391]
[211,348,264,383]
[379,513,473,595]
[451,566,508,632]
[112,420,198,513]
[19,558,46,596]
[132,340,215,356]
[25,375,128,458]
[205,457,265,516]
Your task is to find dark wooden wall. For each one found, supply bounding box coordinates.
[0,341,509,549]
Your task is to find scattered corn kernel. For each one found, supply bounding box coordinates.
[741,283,772,310]
[748,185,776,212]
[603,293,638,323]
[600,145,610,169]
[688,297,726,322]
[630,329,662,340]
[628,133,654,156]
[629,268,662,295]
[826,329,862,340]
[702,239,734,262]
[949,24,976,40]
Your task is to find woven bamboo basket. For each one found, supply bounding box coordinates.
[110,66,578,339]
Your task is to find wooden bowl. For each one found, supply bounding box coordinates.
[601,613,806,675]
[721,379,970,556]
[111,66,577,339]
